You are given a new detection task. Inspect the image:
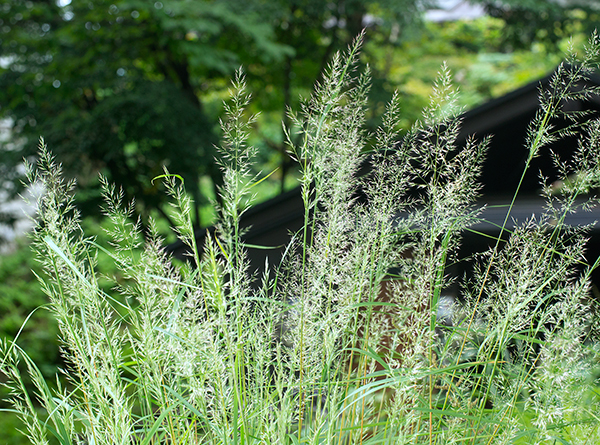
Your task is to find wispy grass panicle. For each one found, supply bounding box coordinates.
[19,139,133,445]
[528,33,600,165]
[214,69,257,315]
[286,31,366,215]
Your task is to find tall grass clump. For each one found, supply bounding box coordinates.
[2,31,600,444]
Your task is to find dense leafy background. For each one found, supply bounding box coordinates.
[4,0,594,229]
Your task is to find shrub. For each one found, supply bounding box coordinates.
[2,32,600,444]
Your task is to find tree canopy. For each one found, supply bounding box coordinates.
[0,0,425,231]
[1,0,292,229]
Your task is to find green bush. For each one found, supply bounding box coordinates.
[0,240,59,379]
[2,32,600,444]
[0,241,60,445]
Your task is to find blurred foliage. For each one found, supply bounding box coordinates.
[0,412,39,445]
[0,0,296,229]
[362,15,571,130]
[0,0,596,345]
[0,239,58,379]
[0,0,595,308]
[478,0,600,51]
[0,0,425,231]
[0,237,59,445]
[0,1,596,230]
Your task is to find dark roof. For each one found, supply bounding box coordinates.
[472,198,600,233]
[167,67,600,274]
[459,69,600,196]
